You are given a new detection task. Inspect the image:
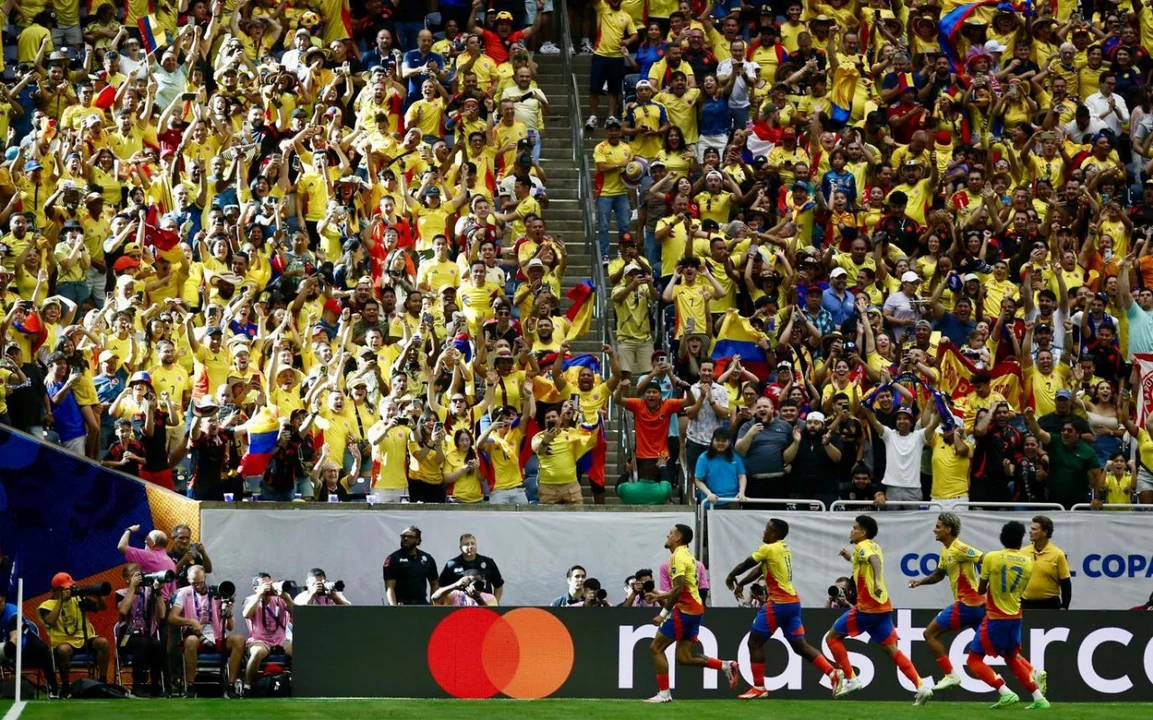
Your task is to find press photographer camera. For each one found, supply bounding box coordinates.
[582,578,611,608]
[621,569,660,608]
[432,570,497,607]
[827,577,858,609]
[39,573,112,690]
[71,582,114,598]
[293,569,350,606]
[210,580,237,602]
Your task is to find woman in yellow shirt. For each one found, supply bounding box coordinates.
[408,417,447,502]
[442,429,485,503]
[655,127,695,180]
[89,147,123,209]
[1103,452,1136,509]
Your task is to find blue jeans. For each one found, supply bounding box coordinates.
[730,105,750,132]
[57,280,91,306]
[597,194,631,259]
[523,453,540,503]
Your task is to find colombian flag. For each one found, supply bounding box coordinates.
[564,280,596,341]
[240,407,280,477]
[711,310,770,381]
[935,343,1024,423]
[939,1,1034,73]
[576,418,607,490]
[144,205,183,263]
[137,14,169,53]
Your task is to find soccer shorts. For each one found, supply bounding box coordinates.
[750,601,806,642]
[658,608,702,642]
[935,602,986,632]
[832,607,898,645]
[969,617,1022,658]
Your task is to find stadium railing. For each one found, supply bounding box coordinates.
[1070,503,1153,511]
[953,502,1068,512]
[828,500,944,511]
[557,0,625,483]
[693,497,828,556]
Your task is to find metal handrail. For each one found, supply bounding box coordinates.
[556,0,624,483]
[829,500,944,511]
[954,502,1068,511]
[1070,503,1153,511]
[694,497,829,557]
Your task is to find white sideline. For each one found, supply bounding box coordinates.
[1,701,25,720]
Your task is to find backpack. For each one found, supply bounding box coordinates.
[69,679,130,699]
[247,672,292,698]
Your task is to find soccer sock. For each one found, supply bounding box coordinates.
[1017,656,1035,674]
[656,674,670,692]
[1007,655,1039,693]
[704,657,723,670]
[892,650,922,688]
[811,654,836,677]
[751,662,765,687]
[826,636,854,678]
[967,653,1004,690]
[936,656,955,675]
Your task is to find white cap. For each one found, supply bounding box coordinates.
[527,258,545,269]
[624,263,644,275]
[962,273,980,282]
[900,271,920,283]
[829,267,848,278]
[807,411,826,424]
[635,79,653,89]
[984,39,1007,53]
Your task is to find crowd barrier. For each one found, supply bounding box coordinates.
[292,606,1153,701]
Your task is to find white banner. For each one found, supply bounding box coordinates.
[707,510,1153,610]
[202,508,693,612]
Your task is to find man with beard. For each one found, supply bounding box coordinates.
[782,410,843,507]
[972,404,1022,503]
[186,320,230,405]
[734,397,793,502]
[621,381,693,481]
[147,338,191,462]
[861,403,937,506]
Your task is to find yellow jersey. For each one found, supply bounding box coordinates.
[980,548,1033,619]
[940,538,984,607]
[852,539,892,613]
[669,544,705,615]
[751,541,799,604]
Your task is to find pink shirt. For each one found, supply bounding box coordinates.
[170,586,224,642]
[659,559,710,592]
[124,546,178,599]
[245,595,290,646]
[445,590,496,606]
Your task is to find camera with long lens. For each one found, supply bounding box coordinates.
[210,581,236,602]
[641,580,655,594]
[72,582,112,598]
[828,583,857,605]
[266,580,299,597]
[469,580,485,595]
[584,578,608,605]
[143,570,175,584]
[318,580,345,595]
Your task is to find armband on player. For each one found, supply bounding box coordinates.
[658,608,671,620]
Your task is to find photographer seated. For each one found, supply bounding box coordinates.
[431,571,498,607]
[169,566,244,697]
[38,573,111,694]
[621,569,661,608]
[581,578,612,607]
[115,564,168,697]
[1,587,57,697]
[292,568,351,606]
[242,573,295,693]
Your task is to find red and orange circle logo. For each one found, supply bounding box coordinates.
[427,608,575,699]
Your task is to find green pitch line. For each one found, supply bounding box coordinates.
[12,699,1153,719]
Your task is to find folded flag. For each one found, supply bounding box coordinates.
[240,407,280,477]
[711,310,769,381]
[564,280,596,341]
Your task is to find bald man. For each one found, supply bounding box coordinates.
[118,524,179,600]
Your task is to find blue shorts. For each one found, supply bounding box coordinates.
[969,617,1022,658]
[832,607,897,645]
[934,602,986,632]
[658,608,702,642]
[751,601,805,642]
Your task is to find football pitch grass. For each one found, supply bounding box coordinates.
[3,699,1153,719]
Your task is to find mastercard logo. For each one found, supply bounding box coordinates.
[427,608,575,699]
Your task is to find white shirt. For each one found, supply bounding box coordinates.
[1060,116,1106,143]
[715,58,759,110]
[879,426,928,489]
[1084,91,1129,136]
[686,382,730,445]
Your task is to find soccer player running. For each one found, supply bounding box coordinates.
[824,515,934,706]
[724,518,842,699]
[644,524,738,703]
[966,520,1050,710]
[907,512,985,691]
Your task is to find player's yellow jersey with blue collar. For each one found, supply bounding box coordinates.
[752,541,800,604]
[941,538,984,607]
[670,545,705,615]
[853,539,892,612]
[980,549,1033,619]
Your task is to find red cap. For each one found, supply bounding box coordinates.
[113,256,141,272]
[935,130,952,145]
[781,127,797,140]
[323,298,343,316]
[51,572,75,589]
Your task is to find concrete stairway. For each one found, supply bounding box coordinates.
[533,53,623,503]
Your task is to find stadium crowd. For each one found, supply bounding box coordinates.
[1,0,1153,513]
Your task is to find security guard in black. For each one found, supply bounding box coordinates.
[383,526,439,605]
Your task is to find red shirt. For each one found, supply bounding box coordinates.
[623,398,682,459]
[479,28,525,64]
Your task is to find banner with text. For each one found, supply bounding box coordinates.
[294,607,1153,701]
[707,510,1153,610]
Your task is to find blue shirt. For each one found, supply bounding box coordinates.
[821,287,855,327]
[93,371,126,433]
[701,95,732,137]
[935,311,976,347]
[635,43,667,80]
[1,603,31,649]
[694,451,746,505]
[821,169,857,205]
[402,50,446,99]
[46,379,86,442]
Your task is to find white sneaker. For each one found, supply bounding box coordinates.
[831,669,845,696]
[914,684,934,707]
[1032,668,1047,696]
[933,673,962,691]
[580,39,594,54]
[644,692,672,703]
[834,676,861,699]
[584,115,598,131]
[539,41,561,54]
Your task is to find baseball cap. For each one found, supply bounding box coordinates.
[830,267,848,278]
[113,256,141,272]
[98,350,117,363]
[52,572,75,589]
[807,411,827,423]
[624,263,644,275]
[604,116,622,128]
[962,273,980,283]
[24,160,43,172]
[1055,389,1073,400]
[895,406,915,417]
[781,127,797,140]
[635,79,652,90]
[129,371,153,386]
[900,271,920,283]
[495,10,514,20]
